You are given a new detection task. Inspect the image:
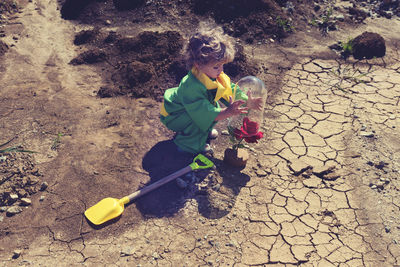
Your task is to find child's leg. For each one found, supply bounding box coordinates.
[174,123,209,154]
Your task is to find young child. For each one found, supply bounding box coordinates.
[160,26,262,154]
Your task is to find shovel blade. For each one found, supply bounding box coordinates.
[85,197,124,225]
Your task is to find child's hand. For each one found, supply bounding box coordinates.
[214,96,248,121]
[227,96,248,116]
[246,90,263,111]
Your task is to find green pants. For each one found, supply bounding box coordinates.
[160,113,215,154]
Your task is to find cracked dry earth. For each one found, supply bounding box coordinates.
[1,1,400,267]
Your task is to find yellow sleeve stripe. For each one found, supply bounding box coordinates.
[160,101,169,117]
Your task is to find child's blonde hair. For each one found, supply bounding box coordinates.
[184,23,235,69]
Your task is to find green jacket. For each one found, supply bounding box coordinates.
[160,71,247,153]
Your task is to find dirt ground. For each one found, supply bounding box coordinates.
[1,0,400,266]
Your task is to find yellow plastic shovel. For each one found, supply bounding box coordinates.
[85,154,214,225]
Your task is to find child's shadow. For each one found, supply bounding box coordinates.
[136,140,250,219]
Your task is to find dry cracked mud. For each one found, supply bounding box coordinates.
[1,0,400,266]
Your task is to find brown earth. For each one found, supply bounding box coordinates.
[1,0,400,265]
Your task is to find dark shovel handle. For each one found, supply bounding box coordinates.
[126,165,193,202]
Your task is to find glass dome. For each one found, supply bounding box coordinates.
[228,76,268,131]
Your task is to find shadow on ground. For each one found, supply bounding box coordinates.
[137,139,250,220]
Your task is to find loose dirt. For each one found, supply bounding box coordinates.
[1,0,400,266]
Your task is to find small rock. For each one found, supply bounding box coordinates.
[6,206,23,216]
[20,198,32,206]
[0,215,3,222]
[176,178,187,189]
[40,182,48,191]
[221,130,229,135]
[385,226,391,233]
[152,252,160,260]
[0,206,7,212]
[360,131,374,137]
[12,249,22,259]
[39,196,45,201]
[120,247,134,257]
[9,194,19,201]
[105,19,112,25]
[335,14,345,21]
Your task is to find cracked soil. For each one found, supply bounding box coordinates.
[1,0,400,266]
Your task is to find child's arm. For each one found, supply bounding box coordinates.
[214,97,248,121]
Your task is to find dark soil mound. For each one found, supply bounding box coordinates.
[192,0,276,22]
[352,31,386,60]
[73,28,101,45]
[0,40,8,56]
[113,0,145,11]
[60,0,99,20]
[192,0,288,42]
[63,0,296,100]
[71,26,260,100]
[70,49,107,65]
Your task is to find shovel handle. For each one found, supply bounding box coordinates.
[189,154,214,170]
[125,154,213,203]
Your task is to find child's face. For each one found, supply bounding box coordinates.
[196,61,224,79]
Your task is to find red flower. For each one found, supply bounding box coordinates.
[242,117,259,137]
[232,117,264,143]
[244,131,263,143]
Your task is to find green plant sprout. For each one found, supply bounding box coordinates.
[328,64,370,92]
[340,38,354,54]
[321,7,333,24]
[309,18,318,27]
[309,7,336,34]
[51,133,64,150]
[276,16,295,33]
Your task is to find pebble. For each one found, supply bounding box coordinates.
[20,198,32,206]
[0,215,3,222]
[120,247,134,257]
[105,20,112,25]
[6,206,23,216]
[335,14,345,21]
[152,252,160,260]
[39,195,45,201]
[40,182,48,191]
[360,131,374,137]
[9,194,19,201]
[0,206,7,212]
[12,249,22,259]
